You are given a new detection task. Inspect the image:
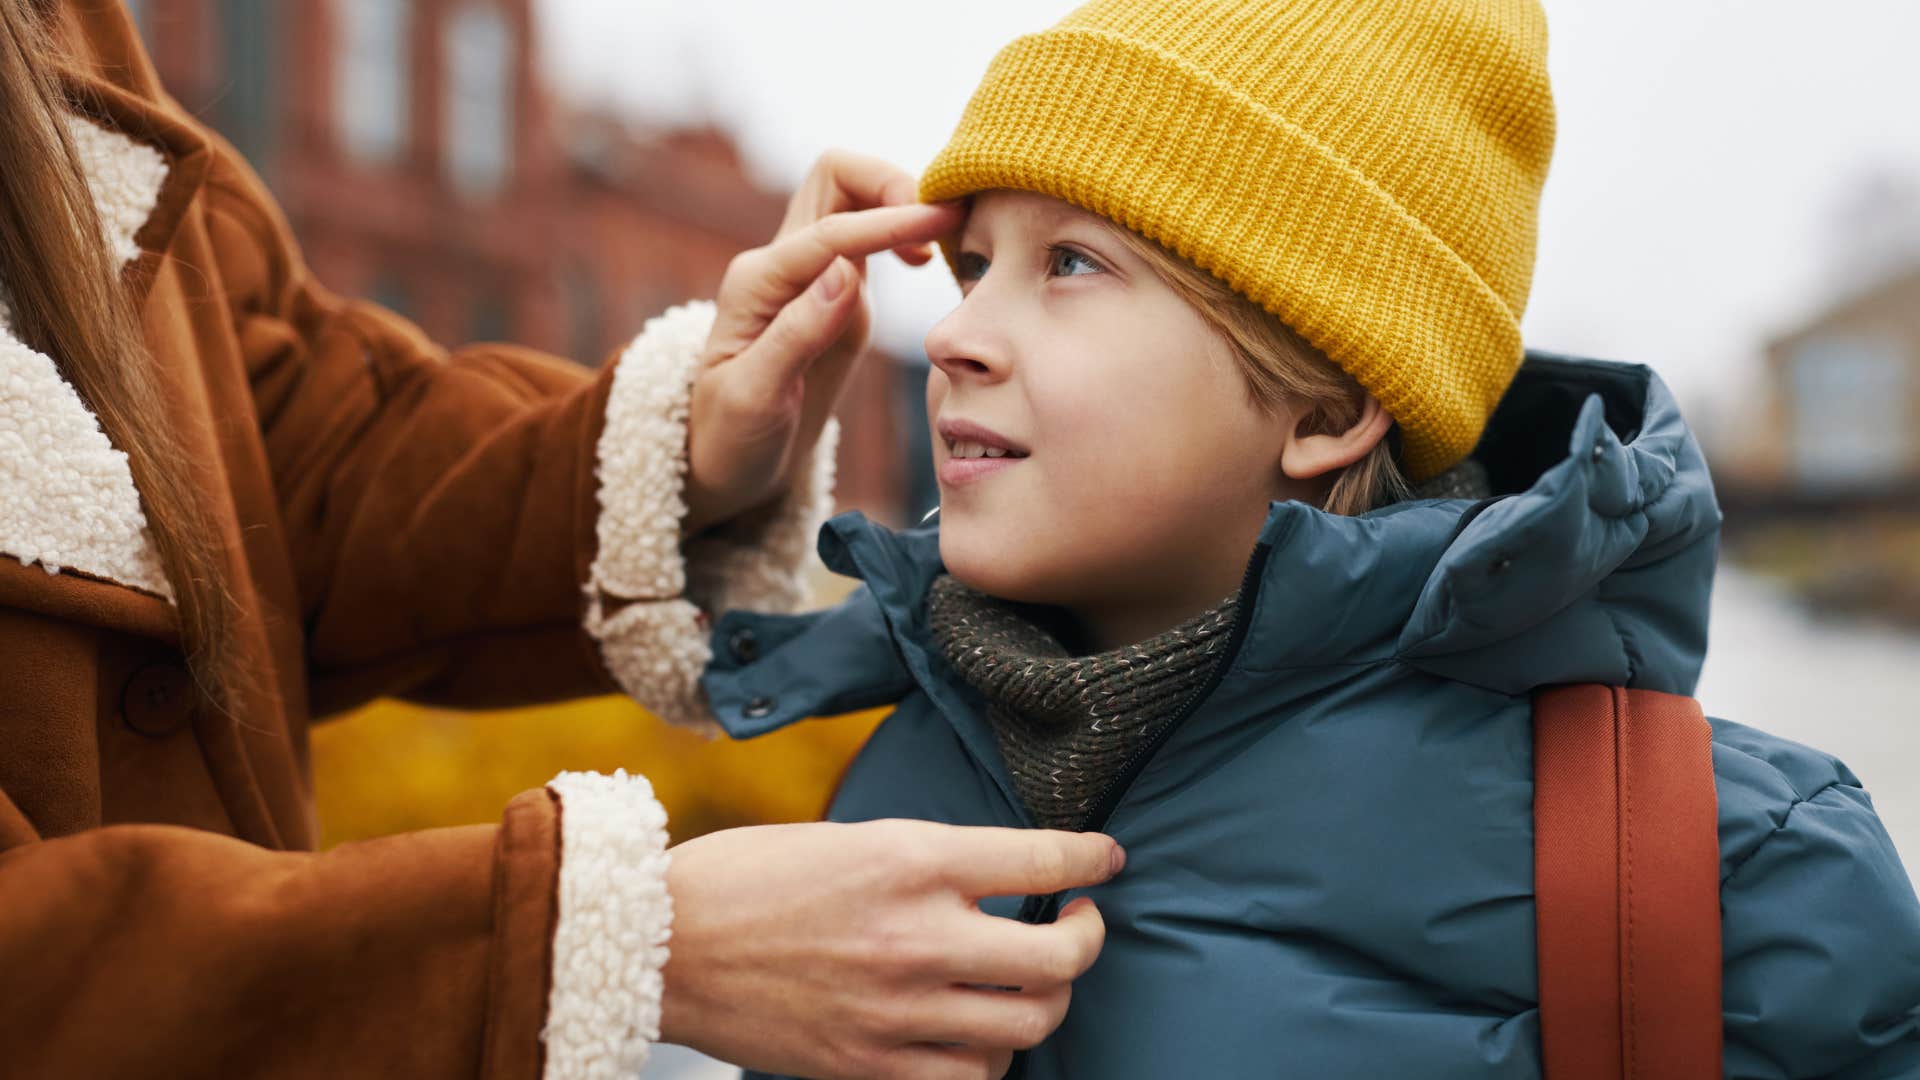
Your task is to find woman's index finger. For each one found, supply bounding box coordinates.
[936,826,1126,898]
[757,203,963,302]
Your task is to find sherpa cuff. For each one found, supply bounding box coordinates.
[583,301,838,731]
[541,770,673,1079]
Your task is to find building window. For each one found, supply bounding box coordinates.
[335,0,412,164]
[442,3,513,200]
[213,0,279,170]
[1789,334,1913,487]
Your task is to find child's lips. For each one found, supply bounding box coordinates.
[938,453,1026,488]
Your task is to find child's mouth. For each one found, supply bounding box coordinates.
[939,439,1029,487]
[946,439,1028,461]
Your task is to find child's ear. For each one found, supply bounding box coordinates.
[1279,394,1394,481]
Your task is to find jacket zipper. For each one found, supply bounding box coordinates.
[1013,537,1276,926]
[1002,540,1272,1080]
[1018,492,1502,882]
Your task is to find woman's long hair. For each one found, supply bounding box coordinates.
[0,0,245,718]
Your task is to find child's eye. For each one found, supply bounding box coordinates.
[955,251,989,282]
[1048,246,1103,278]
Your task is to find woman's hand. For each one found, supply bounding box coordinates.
[660,819,1123,1080]
[683,151,963,536]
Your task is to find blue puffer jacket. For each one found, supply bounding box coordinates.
[702,355,1920,1079]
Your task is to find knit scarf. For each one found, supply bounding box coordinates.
[926,575,1239,830]
[923,460,1492,830]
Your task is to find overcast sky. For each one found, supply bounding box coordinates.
[534,0,1920,437]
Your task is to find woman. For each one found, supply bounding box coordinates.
[0,3,1121,1078]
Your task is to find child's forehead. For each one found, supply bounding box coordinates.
[959,190,1115,239]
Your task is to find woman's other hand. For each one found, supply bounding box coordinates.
[660,819,1122,1079]
[683,151,961,536]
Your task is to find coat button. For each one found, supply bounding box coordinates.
[728,627,761,664]
[742,696,775,720]
[121,662,196,738]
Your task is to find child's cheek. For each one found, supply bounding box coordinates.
[924,366,948,418]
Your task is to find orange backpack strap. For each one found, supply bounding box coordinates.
[1532,684,1723,1079]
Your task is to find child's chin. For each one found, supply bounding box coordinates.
[938,530,1056,605]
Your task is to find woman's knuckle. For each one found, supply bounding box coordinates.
[844,993,887,1041]
[808,213,852,251]
[713,376,763,421]
[724,248,766,284]
[1026,842,1068,888]
[843,1043,892,1080]
[875,991,924,1041]
[818,1032,863,1078]
[868,921,914,976]
[1036,939,1080,983]
[885,833,941,886]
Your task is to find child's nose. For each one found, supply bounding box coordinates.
[925,302,1009,384]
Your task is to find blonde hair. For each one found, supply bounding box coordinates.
[1106,227,1411,517]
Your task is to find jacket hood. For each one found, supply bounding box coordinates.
[704,353,1723,737]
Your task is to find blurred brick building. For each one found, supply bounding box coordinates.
[123,0,906,521]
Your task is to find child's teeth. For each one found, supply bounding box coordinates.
[949,439,1019,460]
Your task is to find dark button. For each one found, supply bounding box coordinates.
[1490,555,1514,575]
[728,627,761,664]
[742,696,775,720]
[121,662,196,738]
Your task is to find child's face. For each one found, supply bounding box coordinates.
[926,191,1311,646]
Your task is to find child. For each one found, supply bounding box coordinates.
[687,0,1920,1074]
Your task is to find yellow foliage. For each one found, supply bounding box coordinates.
[312,695,886,848]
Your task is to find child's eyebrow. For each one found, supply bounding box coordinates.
[1036,201,1130,247]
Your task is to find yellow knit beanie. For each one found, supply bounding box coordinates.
[921,0,1557,480]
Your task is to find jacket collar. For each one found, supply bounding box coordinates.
[740,353,1722,728]
[55,66,212,309]
[0,78,200,603]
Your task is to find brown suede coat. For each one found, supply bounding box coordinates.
[1,7,644,1076]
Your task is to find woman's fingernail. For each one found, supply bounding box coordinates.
[1109,843,1127,877]
[815,262,847,302]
